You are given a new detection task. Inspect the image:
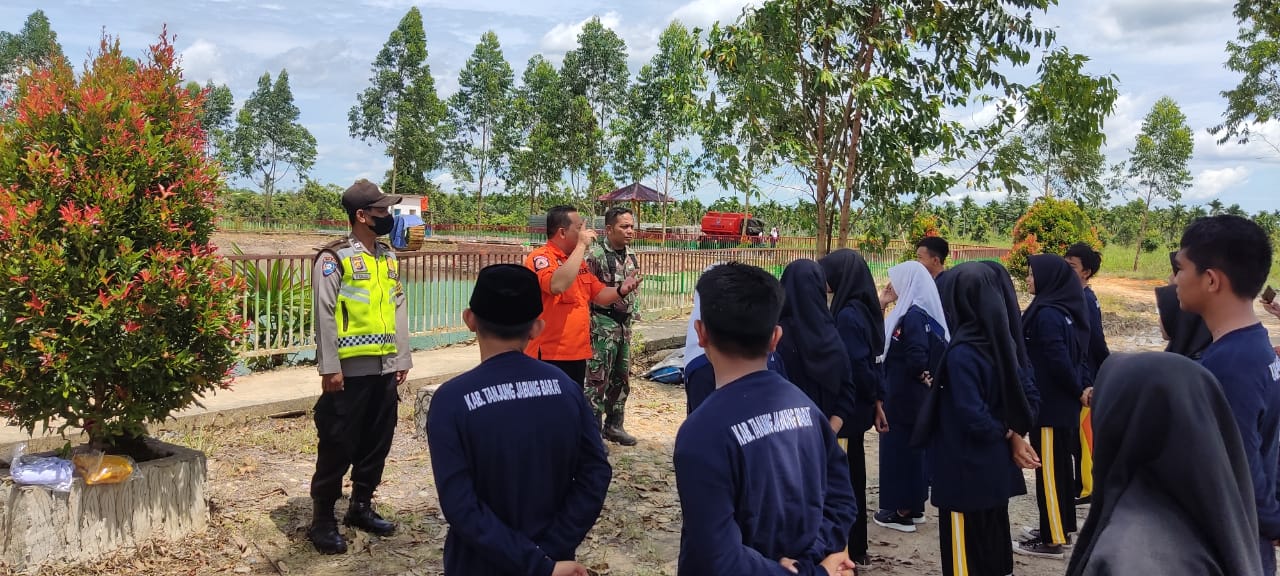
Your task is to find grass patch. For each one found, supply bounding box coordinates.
[163,426,225,457]
[1100,244,1172,281]
[1100,243,1280,289]
[234,420,317,455]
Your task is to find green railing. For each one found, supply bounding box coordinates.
[225,245,1007,358]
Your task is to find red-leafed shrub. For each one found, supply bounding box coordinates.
[0,32,247,449]
[900,213,951,262]
[1003,197,1102,281]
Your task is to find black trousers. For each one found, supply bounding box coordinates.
[546,359,587,389]
[939,506,1013,576]
[1031,426,1078,545]
[842,431,870,558]
[311,373,399,504]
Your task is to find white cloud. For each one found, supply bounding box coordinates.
[1102,92,1146,155]
[669,0,754,28]
[939,190,1012,204]
[1194,121,1280,164]
[178,39,230,85]
[1190,166,1249,200]
[432,172,461,192]
[540,11,622,54]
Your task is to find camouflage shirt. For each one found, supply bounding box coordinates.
[586,238,639,318]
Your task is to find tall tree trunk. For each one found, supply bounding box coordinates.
[477,125,488,227]
[390,153,398,195]
[390,114,400,195]
[662,141,672,246]
[1132,190,1154,271]
[837,6,880,249]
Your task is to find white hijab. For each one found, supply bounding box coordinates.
[684,264,719,368]
[882,260,949,356]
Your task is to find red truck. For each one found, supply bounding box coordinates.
[699,211,766,249]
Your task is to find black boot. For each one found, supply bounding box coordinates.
[603,413,638,446]
[308,501,347,555]
[344,501,396,536]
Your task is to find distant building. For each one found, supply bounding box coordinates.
[391,195,426,217]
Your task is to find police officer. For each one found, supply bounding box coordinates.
[586,207,640,445]
[427,264,611,576]
[308,179,412,555]
[525,205,640,388]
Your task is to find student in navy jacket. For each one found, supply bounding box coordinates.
[1174,215,1280,575]
[922,262,1035,576]
[675,263,858,576]
[684,265,787,414]
[820,249,890,567]
[1016,254,1091,559]
[977,262,1042,423]
[776,260,857,433]
[1065,243,1109,506]
[685,344,787,413]
[427,264,611,576]
[876,260,948,532]
[1067,353,1264,576]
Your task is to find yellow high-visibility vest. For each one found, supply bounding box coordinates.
[330,243,399,359]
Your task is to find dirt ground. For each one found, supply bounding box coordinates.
[18,275,1268,576]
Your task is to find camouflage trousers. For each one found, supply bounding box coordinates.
[586,313,632,420]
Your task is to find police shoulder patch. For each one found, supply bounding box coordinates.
[533,255,550,271]
[321,258,338,277]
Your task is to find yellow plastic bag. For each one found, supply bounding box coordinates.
[72,452,135,485]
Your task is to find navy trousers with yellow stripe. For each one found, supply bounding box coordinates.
[939,506,1012,576]
[1031,426,1078,545]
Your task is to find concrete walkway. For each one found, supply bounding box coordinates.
[0,319,690,452]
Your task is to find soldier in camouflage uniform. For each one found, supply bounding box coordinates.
[587,207,641,446]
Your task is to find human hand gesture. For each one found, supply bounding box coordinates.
[874,401,889,433]
[1008,431,1041,469]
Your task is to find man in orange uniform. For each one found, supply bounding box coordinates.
[525,205,641,388]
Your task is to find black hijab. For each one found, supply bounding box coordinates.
[779,259,851,402]
[1156,252,1212,358]
[819,249,885,354]
[940,262,1033,435]
[1067,353,1261,576]
[1024,254,1091,352]
[981,260,1034,374]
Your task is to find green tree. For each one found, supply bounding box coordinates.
[449,31,514,225]
[706,0,1056,254]
[1112,97,1194,271]
[349,7,449,196]
[1212,0,1280,152]
[0,10,67,106]
[561,17,630,195]
[186,80,235,162]
[994,48,1118,201]
[502,56,569,212]
[622,22,706,235]
[229,70,317,222]
[563,95,602,201]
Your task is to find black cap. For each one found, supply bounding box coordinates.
[342,179,402,212]
[470,264,543,325]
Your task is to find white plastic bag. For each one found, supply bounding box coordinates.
[10,443,74,492]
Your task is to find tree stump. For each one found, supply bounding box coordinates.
[0,438,207,572]
[414,384,439,440]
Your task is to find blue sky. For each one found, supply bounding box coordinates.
[3,0,1277,212]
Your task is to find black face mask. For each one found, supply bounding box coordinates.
[371,214,395,236]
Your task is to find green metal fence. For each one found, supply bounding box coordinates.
[226,245,1007,358]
